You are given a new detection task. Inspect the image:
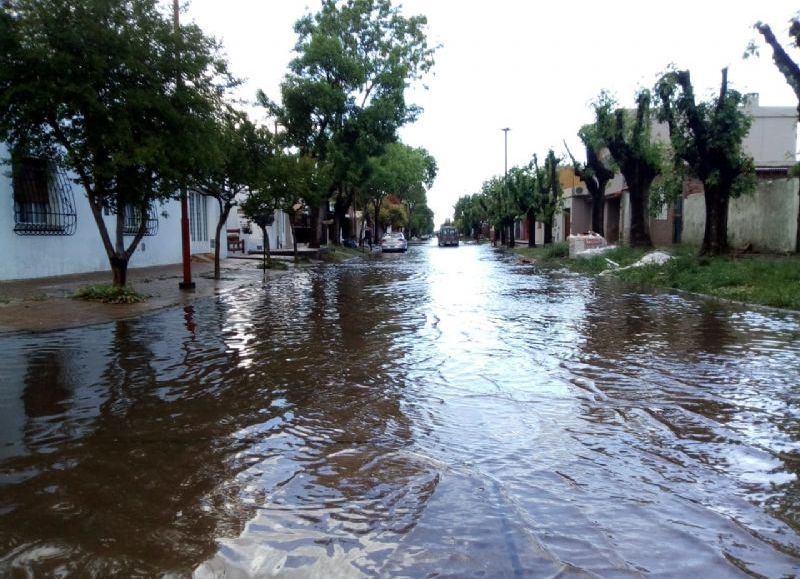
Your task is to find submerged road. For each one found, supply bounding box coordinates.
[1,242,798,577]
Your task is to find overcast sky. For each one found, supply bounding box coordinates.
[186,0,799,225]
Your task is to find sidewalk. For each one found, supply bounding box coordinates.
[0,258,277,334]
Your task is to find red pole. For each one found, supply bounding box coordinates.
[175,0,194,290]
[179,188,194,289]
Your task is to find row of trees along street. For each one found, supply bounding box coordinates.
[0,0,438,286]
[455,16,800,257]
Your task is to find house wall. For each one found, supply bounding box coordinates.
[226,206,294,253]
[682,177,799,252]
[1,144,222,281]
[568,196,592,235]
[743,98,796,167]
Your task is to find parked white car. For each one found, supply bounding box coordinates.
[380,232,408,253]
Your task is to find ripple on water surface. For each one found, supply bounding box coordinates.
[0,243,799,577]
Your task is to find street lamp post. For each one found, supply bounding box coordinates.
[502,127,511,247]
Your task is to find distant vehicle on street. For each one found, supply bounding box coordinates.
[438,225,459,247]
[380,231,408,253]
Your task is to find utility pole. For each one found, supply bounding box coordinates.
[175,0,195,290]
[502,127,511,247]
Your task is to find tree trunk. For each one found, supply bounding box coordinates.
[213,201,232,280]
[309,203,321,248]
[526,210,536,247]
[290,221,298,263]
[374,200,382,241]
[264,223,272,268]
[111,255,129,287]
[702,186,729,256]
[591,191,605,236]
[627,185,652,247]
[500,225,506,246]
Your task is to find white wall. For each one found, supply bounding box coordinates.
[683,177,799,253]
[744,98,797,167]
[1,144,218,281]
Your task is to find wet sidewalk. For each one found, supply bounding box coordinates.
[0,257,276,334]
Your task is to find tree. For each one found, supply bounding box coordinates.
[453,193,487,239]
[243,152,330,264]
[0,0,230,286]
[754,18,800,252]
[505,163,538,247]
[656,68,756,255]
[592,91,663,247]
[191,111,272,279]
[263,0,436,247]
[408,202,434,237]
[565,127,615,236]
[364,143,434,239]
[379,197,409,230]
[532,151,563,244]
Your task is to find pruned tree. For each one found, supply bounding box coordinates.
[0,0,231,286]
[754,18,800,252]
[191,111,272,279]
[565,127,614,236]
[656,68,756,256]
[532,150,563,244]
[505,163,538,247]
[592,90,662,247]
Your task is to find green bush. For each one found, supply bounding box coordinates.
[74,284,145,304]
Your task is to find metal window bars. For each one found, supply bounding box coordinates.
[12,158,77,236]
[122,203,159,237]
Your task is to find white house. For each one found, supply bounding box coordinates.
[1,142,222,281]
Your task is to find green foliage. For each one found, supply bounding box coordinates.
[590,89,664,246]
[408,202,434,236]
[656,68,756,254]
[379,199,409,229]
[532,151,562,226]
[74,284,145,304]
[454,193,487,237]
[0,0,233,284]
[615,252,800,310]
[263,0,437,243]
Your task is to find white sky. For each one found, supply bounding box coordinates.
[186,0,799,225]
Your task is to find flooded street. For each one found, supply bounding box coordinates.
[1,242,799,577]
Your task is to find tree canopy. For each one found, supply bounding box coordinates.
[261,0,436,246]
[0,0,232,285]
[591,90,663,247]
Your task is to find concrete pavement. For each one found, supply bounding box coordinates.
[0,257,284,334]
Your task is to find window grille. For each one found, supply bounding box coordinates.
[12,158,77,235]
[123,204,159,236]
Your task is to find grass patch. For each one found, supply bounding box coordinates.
[74,284,146,304]
[514,243,647,273]
[320,246,365,263]
[514,242,800,310]
[256,260,289,270]
[616,251,800,310]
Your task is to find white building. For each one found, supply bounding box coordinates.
[1,142,222,281]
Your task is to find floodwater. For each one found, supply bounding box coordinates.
[1,243,799,578]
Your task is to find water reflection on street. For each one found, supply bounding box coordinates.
[1,242,799,577]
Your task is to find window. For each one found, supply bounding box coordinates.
[189,192,208,242]
[122,204,159,237]
[12,157,77,235]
